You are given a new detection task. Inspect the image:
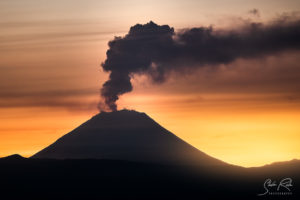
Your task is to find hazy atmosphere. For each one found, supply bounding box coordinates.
[1,0,300,167]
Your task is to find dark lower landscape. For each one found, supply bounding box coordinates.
[1,110,299,200]
[0,155,299,200]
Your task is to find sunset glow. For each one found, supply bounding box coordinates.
[1,0,300,167]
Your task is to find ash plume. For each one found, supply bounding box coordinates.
[100,19,300,111]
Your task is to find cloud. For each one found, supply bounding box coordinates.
[0,88,98,112]
[248,9,260,17]
[100,17,300,111]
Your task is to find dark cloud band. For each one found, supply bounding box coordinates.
[100,19,300,111]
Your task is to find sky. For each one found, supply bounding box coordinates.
[1,0,300,167]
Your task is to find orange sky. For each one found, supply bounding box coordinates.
[1,0,300,167]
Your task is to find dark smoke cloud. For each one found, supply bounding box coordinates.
[248,9,260,17]
[100,19,300,111]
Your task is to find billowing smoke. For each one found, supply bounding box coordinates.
[100,19,300,111]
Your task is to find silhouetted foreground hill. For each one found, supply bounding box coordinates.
[32,110,225,166]
[0,156,299,200]
[2,110,299,199]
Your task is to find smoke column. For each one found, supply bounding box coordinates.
[100,19,300,111]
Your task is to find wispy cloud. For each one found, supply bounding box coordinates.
[0,88,99,112]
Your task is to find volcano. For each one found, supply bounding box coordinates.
[32,109,225,165]
[4,110,300,200]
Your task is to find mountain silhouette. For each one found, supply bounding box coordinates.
[1,154,24,160]
[32,109,225,165]
[1,155,299,200]
[2,110,300,199]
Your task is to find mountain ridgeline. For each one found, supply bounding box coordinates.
[1,110,300,199]
[32,110,225,166]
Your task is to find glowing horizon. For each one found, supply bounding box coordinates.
[1,0,300,167]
